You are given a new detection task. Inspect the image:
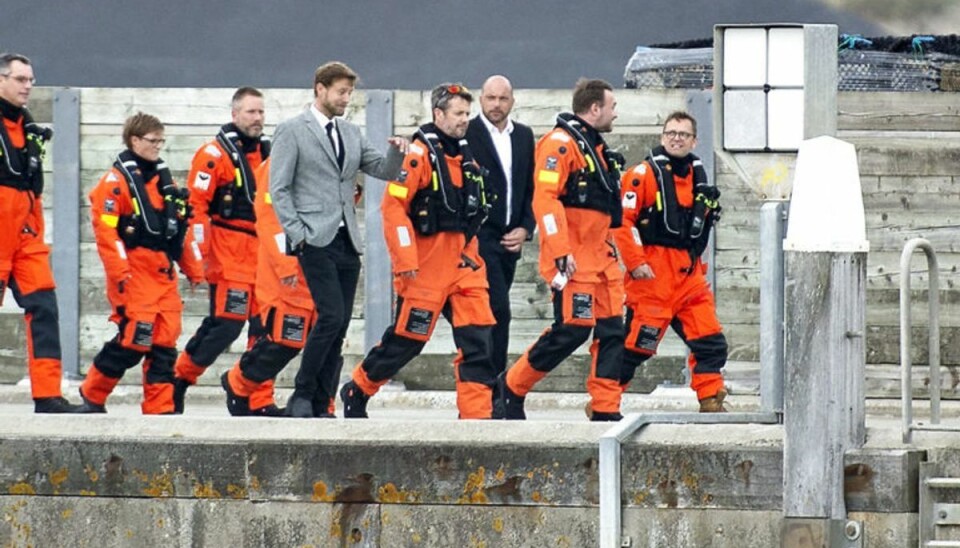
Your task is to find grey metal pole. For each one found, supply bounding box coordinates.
[759,201,787,417]
[51,88,81,378]
[363,91,395,354]
[687,90,716,289]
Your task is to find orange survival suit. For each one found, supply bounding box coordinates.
[81,150,203,414]
[172,124,269,411]
[341,124,497,419]
[223,159,321,416]
[0,98,76,409]
[500,113,626,420]
[613,146,726,403]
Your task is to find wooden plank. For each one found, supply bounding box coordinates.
[838,92,960,132]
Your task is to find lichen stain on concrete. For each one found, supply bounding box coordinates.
[736,460,754,489]
[49,468,69,492]
[458,466,489,504]
[135,471,174,498]
[61,508,73,519]
[633,491,648,505]
[192,481,222,499]
[492,516,504,533]
[312,481,336,502]
[4,500,32,546]
[411,531,423,543]
[226,483,248,499]
[84,464,99,482]
[328,518,342,539]
[248,475,262,491]
[531,491,542,502]
[467,533,488,547]
[8,482,36,495]
[555,535,572,547]
[78,489,97,496]
[378,482,421,503]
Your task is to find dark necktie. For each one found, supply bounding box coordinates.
[325,121,344,170]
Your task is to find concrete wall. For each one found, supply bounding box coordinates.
[1,87,959,397]
[0,417,924,547]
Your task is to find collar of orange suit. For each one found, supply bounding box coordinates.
[652,145,694,178]
[125,149,160,183]
[558,112,604,150]
[418,122,461,157]
[0,97,23,123]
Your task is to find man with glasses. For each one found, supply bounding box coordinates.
[497,79,627,421]
[339,83,498,419]
[613,111,728,412]
[270,62,407,417]
[0,52,88,413]
[172,87,274,414]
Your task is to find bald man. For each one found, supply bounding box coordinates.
[465,75,535,382]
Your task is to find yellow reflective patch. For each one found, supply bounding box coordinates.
[100,214,119,228]
[264,192,272,205]
[388,183,409,199]
[537,170,560,184]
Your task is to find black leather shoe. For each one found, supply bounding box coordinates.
[498,373,525,420]
[34,396,90,414]
[249,404,286,417]
[589,411,624,422]
[285,396,314,418]
[220,372,250,417]
[339,381,369,419]
[172,378,190,414]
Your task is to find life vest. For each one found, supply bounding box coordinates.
[0,107,49,195]
[114,150,190,261]
[408,128,493,236]
[635,148,720,257]
[554,114,623,228]
[210,123,270,223]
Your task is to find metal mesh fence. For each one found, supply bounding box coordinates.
[624,35,960,91]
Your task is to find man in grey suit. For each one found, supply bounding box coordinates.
[270,61,407,418]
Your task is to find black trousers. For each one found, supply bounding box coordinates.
[296,228,361,404]
[478,228,520,375]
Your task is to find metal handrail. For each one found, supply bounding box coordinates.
[900,238,949,443]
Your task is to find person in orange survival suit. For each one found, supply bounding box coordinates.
[339,83,498,419]
[172,87,271,413]
[613,111,727,412]
[497,79,626,421]
[0,53,88,413]
[220,158,321,417]
[78,112,204,414]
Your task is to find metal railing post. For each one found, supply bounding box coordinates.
[900,238,941,443]
[760,201,787,417]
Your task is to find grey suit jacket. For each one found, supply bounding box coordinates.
[269,109,403,252]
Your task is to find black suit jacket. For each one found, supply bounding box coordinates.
[466,116,535,236]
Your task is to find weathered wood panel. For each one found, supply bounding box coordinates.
[838,92,960,132]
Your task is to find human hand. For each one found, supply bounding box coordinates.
[500,227,528,253]
[630,263,655,280]
[388,136,410,154]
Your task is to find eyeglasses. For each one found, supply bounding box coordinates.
[663,130,695,140]
[138,136,166,146]
[0,73,35,85]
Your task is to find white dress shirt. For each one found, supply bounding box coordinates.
[480,113,515,225]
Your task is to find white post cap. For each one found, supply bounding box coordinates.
[783,136,869,252]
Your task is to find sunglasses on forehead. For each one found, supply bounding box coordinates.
[441,83,469,96]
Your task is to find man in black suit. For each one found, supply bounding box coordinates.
[465,75,535,375]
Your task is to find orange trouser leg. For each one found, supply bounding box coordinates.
[80,365,122,406]
[585,339,623,414]
[454,348,493,420]
[174,353,207,385]
[352,363,389,397]
[505,352,547,398]
[249,380,277,411]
